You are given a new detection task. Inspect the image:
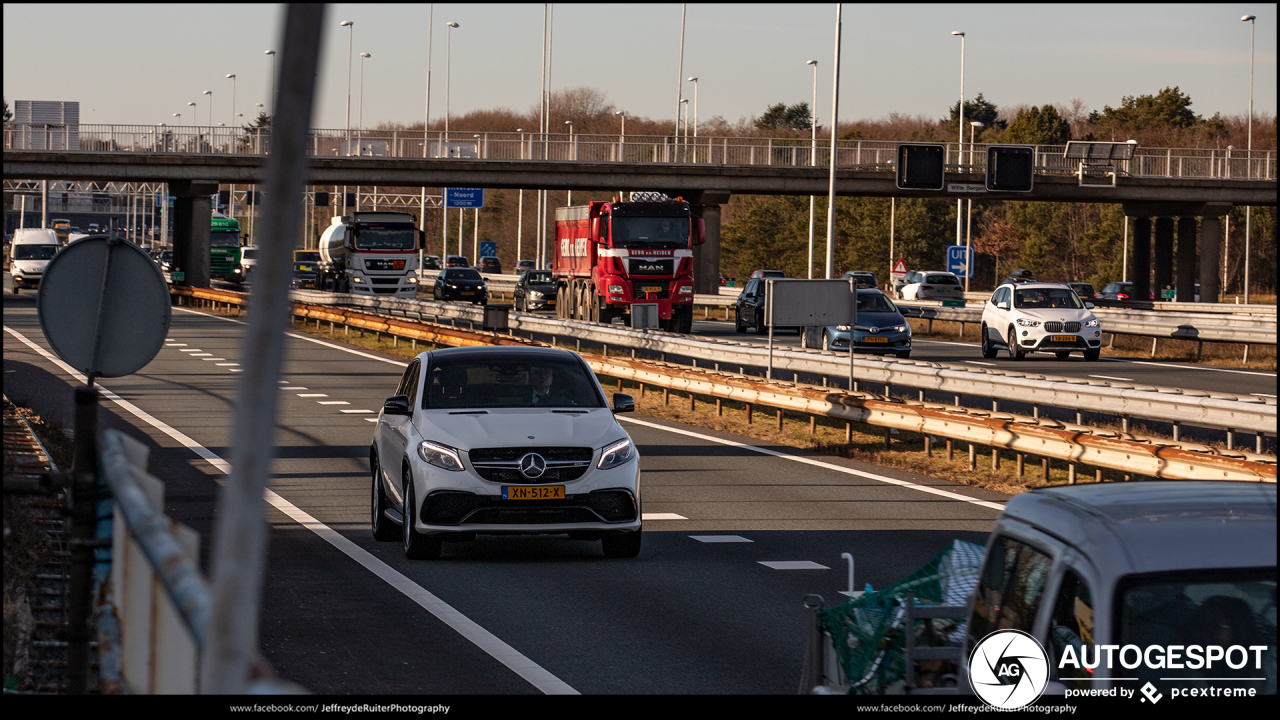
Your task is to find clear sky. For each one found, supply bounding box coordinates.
[4,3,1275,132]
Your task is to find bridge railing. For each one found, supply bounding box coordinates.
[5,123,1275,181]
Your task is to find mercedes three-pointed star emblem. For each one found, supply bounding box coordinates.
[519,452,547,479]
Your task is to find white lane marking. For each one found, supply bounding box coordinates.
[641,513,687,521]
[190,353,213,357]
[759,561,829,570]
[964,361,997,366]
[317,401,349,405]
[174,306,410,367]
[282,386,306,390]
[167,342,187,346]
[619,416,1005,511]
[201,358,227,361]
[297,393,328,397]
[339,409,372,414]
[1101,356,1275,378]
[216,363,239,366]
[912,339,973,348]
[1089,374,1134,382]
[1252,393,1277,398]
[3,323,578,696]
[180,349,202,353]
[690,535,752,543]
[229,369,243,373]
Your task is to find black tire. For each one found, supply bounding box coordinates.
[1083,348,1101,362]
[599,299,615,325]
[676,306,692,334]
[1007,328,1024,360]
[735,311,746,333]
[754,310,767,335]
[370,450,400,542]
[980,324,998,359]
[602,530,642,558]
[402,471,442,560]
[1055,351,1071,360]
[822,331,833,352]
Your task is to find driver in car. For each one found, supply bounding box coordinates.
[529,366,575,406]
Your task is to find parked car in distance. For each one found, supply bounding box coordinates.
[514,269,557,312]
[841,270,879,289]
[980,282,1102,361]
[516,259,536,274]
[963,481,1276,697]
[899,271,964,301]
[478,256,502,274]
[433,266,488,305]
[371,346,642,559]
[422,255,442,270]
[750,269,786,280]
[1099,281,1155,301]
[446,255,470,268]
[1067,282,1097,301]
[818,289,912,358]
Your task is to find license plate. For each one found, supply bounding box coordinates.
[547,299,556,305]
[863,336,888,344]
[1052,335,1076,343]
[642,286,662,293]
[502,485,565,500]
[460,291,475,296]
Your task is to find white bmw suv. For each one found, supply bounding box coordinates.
[980,282,1102,361]
[371,345,642,559]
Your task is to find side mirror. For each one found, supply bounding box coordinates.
[696,218,706,245]
[590,217,600,241]
[997,302,1009,310]
[612,392,635,414]
[382,394,411,415]
[1084,301,1095,309]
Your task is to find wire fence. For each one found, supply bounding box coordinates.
[5,123,1275,181]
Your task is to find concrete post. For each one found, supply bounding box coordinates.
[171,180,218,288]
[1153,217,1174,299]
[1176,217,1197,302]
[690,190,729,295]
[1199,216,1223,304]
[1131,217,1152,302]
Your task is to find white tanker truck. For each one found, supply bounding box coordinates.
[317,211,422,297]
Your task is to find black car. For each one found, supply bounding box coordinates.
[1067,282,1097,301]
[1002,268,1037,285]
[445,255,470,268]
[433,267,487,305]
[291,261,319,289]
[734,277,801,335]
[478,256,502,274]
[422,255,442,270]
[514,269,557,312]
[841,270,879,289]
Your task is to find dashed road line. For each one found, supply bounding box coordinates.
[690,535,752,543]
[317,401,349,405]
[1089,374,1134,382]
[297,393,328,397]
[641,513,688,521]
[759,561,829,570]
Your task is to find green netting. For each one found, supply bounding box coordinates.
[818,539,986,694]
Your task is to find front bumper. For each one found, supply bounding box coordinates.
[826,329,911,354]
[11,273,41,288]
[1017,328,1103,351]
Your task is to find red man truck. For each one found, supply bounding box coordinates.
[553,193,704,333]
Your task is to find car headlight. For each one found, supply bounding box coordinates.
[678,285,694,294]
[352,276,364,283]
[1016,318,1040,327]
[608,284,623,294]
[894,325,908,333]
[407,276,418,284]
[529,291,543,298]
[597,438,634,470]
[233,267,242,274]
[1085,317,1100,327]
[835,325,850,331]
[446,283,456,289]
[418,441,465,472]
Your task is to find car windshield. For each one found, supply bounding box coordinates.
[354,223,415,251]
[295,251,320,262]
[612,216,687,249]
[1015,288,1083,309]
[210,231,241,248]
[525,271,552,284]
[446,269,482,281]
[424,356,604,409]
[926,274,960,285]
[241,248,258,259]
[857,293,897,313]
[13,244,59,260]
[1117,569,1276,694]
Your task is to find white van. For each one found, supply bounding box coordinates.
[9,228,60,294]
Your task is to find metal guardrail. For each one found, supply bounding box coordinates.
[7,123,1276,181]
[97,428,306,694]
[267,288,1275,436]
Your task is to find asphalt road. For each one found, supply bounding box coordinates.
[3,288,1005,695]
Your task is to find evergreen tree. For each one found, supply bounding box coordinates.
[1005,105,1071,145]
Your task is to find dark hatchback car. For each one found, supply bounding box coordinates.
[750,269,786,280]
[1067,282,1097,301]
[516,259,536,274]
[434,267,488,305]
[291,261,319,289]
[841,270,879,289]
[514,269,557,312]
[478,256,502,274]
[1099,281,1155,301]
[735,277,802,335]
[422,255,442,270]
[445,255,470,268]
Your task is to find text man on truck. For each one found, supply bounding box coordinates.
[553,193,704,333]
[318,211,421,296]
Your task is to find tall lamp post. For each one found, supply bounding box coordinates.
[263,50,276,117]
[203,90,213,126]
[445,20,460,256]
[565,120,574,204]
[341,20,354,215]
[517,128,524,263]
[825,4,842,281]
[965,120,984,284]
[226,73,237,126]
[1242,13,1255,304]
[680,99,689,159]
[806,59,818,279]
[687,76,698,160]
[951,30,965,290]
[359,52,371,131]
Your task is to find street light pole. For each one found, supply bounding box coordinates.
[445,20,459,258]
[359,52,371,130]
[341,20,353,215]
[807,59,818,279]
[825,4,842,280]
[226,73,236,127]
[565,120,574,205]
[203,90,213,127]
[675,3,686,146]
[1242,13,1255,304]
[951,30,966,291]
[687,76,698,160]
[264,50,276,118]
[966,120,983,285]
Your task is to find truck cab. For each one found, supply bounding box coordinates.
[318,212,421,297]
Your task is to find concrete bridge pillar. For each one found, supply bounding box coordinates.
[1131,217,1152,302]
[170,180,217,288]
[1153,217,1174,299]
[688,190,730,295]
[1176,217,1198,303]
[1197,204,1232,304]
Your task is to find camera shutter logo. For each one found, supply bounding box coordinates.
[969,630,1050,709]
